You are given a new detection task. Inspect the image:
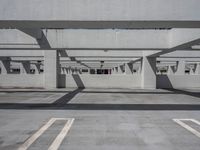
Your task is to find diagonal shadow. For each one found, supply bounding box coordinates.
[163,88,200,99]
[53,88,84,104]
[53,74,85,104]
[19,28,51,49]
[157,75,200,99]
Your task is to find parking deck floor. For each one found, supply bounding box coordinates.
[0,88,200,150]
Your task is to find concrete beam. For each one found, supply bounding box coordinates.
[0,0,200,24]
[150,29,200,57]
[0,29,168,50]
[158,57,200,62]
[1,29,200,52]
[0,21,200,29]
[0,50,43,57]
[45,29,169,50]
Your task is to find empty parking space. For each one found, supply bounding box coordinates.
[18,118,74,150]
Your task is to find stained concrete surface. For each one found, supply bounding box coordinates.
[0,88,200,150]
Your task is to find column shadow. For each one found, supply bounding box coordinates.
[54,74,85,104]
[157,75,200,99]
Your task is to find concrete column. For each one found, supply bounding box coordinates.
[113,67,118,74]
[66,68,69,74]
[167,65,174,75]
[111,68,113,74]
[61,67,64,74]
[73,68,76,74]
[118,65,123,74]
[189,67,195,75]
[44,50,59,89]
[176,60,185,75]
[137,62,142,74]
[195,63,200,74]
[34,64,40,74]
[141,56,156,89]
[111,68,114,74]
[20,61,30,74]
[74,68,78,74]
[63,67,67,74]
[125,63,132,74]
[68,68,72,74]
[157,68,161,75]
[79,69,82,74]
[94,69,97,74]
[72,68,76,74]
[0,60,10,74]
[65,68,68,74]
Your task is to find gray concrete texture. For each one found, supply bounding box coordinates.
[1,0,200,21]
[0,88,200,150]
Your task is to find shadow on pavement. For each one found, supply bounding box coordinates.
[0,103,199,111]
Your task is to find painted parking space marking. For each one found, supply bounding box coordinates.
[48,118,74,150]
[173,119,200,138]
[18,118,74,150]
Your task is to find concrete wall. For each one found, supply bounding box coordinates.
[157,75,200,89]
[0,74,43,88]
[0,74,199,89]
[58,74,141,88]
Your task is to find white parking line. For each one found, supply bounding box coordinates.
[173,119,200,138]
[48,118,74,150]
[18,118,74,150]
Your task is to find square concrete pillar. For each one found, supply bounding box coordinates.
[176,60,185,75]
[61,67,64,74]
[141,56,156,89]
[125,63,132,74]
[167,65,174,75]
[0,60,10,74]
[189,66,195,75]
[34,64,40,74]
[68,68,72,74]
[79,69,82,74]
[44,50,59,89]
[75,68,79,74]
[114,68,117,74]
[111,68,114,74]
[65,68,68,74]
[111,68,115,74]
[113,67,118,74]
[63,67,67,74]
[195,63,200,74]
[118,65,123,74]
[157,68,161,75]
[137,62,142,74]
[20,61,30,74]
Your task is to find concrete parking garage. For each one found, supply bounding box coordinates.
[0,0,200,150]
